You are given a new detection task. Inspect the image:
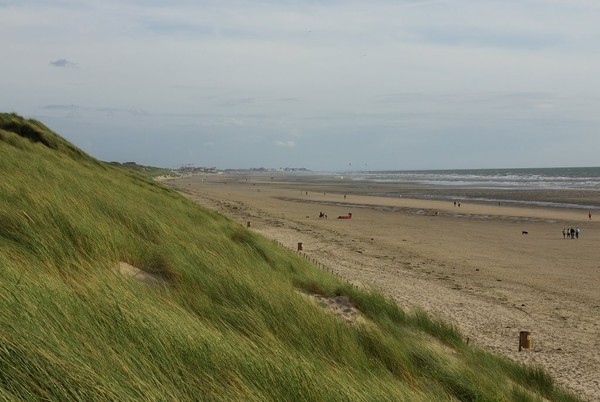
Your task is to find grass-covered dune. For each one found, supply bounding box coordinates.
[0,113,579,401]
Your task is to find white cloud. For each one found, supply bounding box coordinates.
[275,140,296,148]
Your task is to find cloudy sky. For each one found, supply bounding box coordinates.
[1,0,599,170]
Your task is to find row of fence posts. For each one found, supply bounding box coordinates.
[272,239,341,278]
[265,235,347,281]
[294,242,350,282]
[249,221,532,351]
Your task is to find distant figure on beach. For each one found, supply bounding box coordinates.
[589,211,592,220]
[576,227,580,239]
[344,194,347,199]
[337,212,352,219]
[570,228,575,239]
[318,211,327,219]
[458,202,461,207]
[562,229,566,239]
[453,201,456,207]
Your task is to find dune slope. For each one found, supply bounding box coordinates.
[0,113,579,401]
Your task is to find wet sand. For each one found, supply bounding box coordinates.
[165,173,600,401]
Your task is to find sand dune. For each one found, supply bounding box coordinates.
[166,174,600,401]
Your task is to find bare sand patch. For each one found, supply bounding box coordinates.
[118,262,164,285]
[299,291,368,327]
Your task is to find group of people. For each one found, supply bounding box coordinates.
[563,227,580,239]
[318,211,353,219]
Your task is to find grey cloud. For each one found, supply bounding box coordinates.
[43,104,80,110]
[272,97,299,102]
[415,27,560,50]
[49,58,76,68]
[218,98,256,107]
[374,91,556,107]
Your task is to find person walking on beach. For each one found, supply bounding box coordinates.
[562,229,566,239]
[589,211,592,220]
[576,227,580,239]
[570,228,575,239]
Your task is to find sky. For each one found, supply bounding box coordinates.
[1,0,599,171]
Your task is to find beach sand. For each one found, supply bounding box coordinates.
[165,174,600,400]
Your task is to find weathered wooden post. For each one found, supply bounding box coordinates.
[297,242,303,251]
[246,221,251,228]
[519,331,532,351]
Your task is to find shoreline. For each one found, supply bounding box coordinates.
[165,173,600,400]
[178,171,600,211]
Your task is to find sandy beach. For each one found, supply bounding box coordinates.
[165,173,600,401]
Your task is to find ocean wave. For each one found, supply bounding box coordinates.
[344,167,600,190]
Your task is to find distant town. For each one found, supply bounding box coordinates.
[178,165,310,174]
[115,162,309,177]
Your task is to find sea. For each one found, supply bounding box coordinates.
[332,167,600,211]
[346,167,600,190]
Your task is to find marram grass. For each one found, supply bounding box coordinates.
[0,113,580,401]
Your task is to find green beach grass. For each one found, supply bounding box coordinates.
[0,113,580,401]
